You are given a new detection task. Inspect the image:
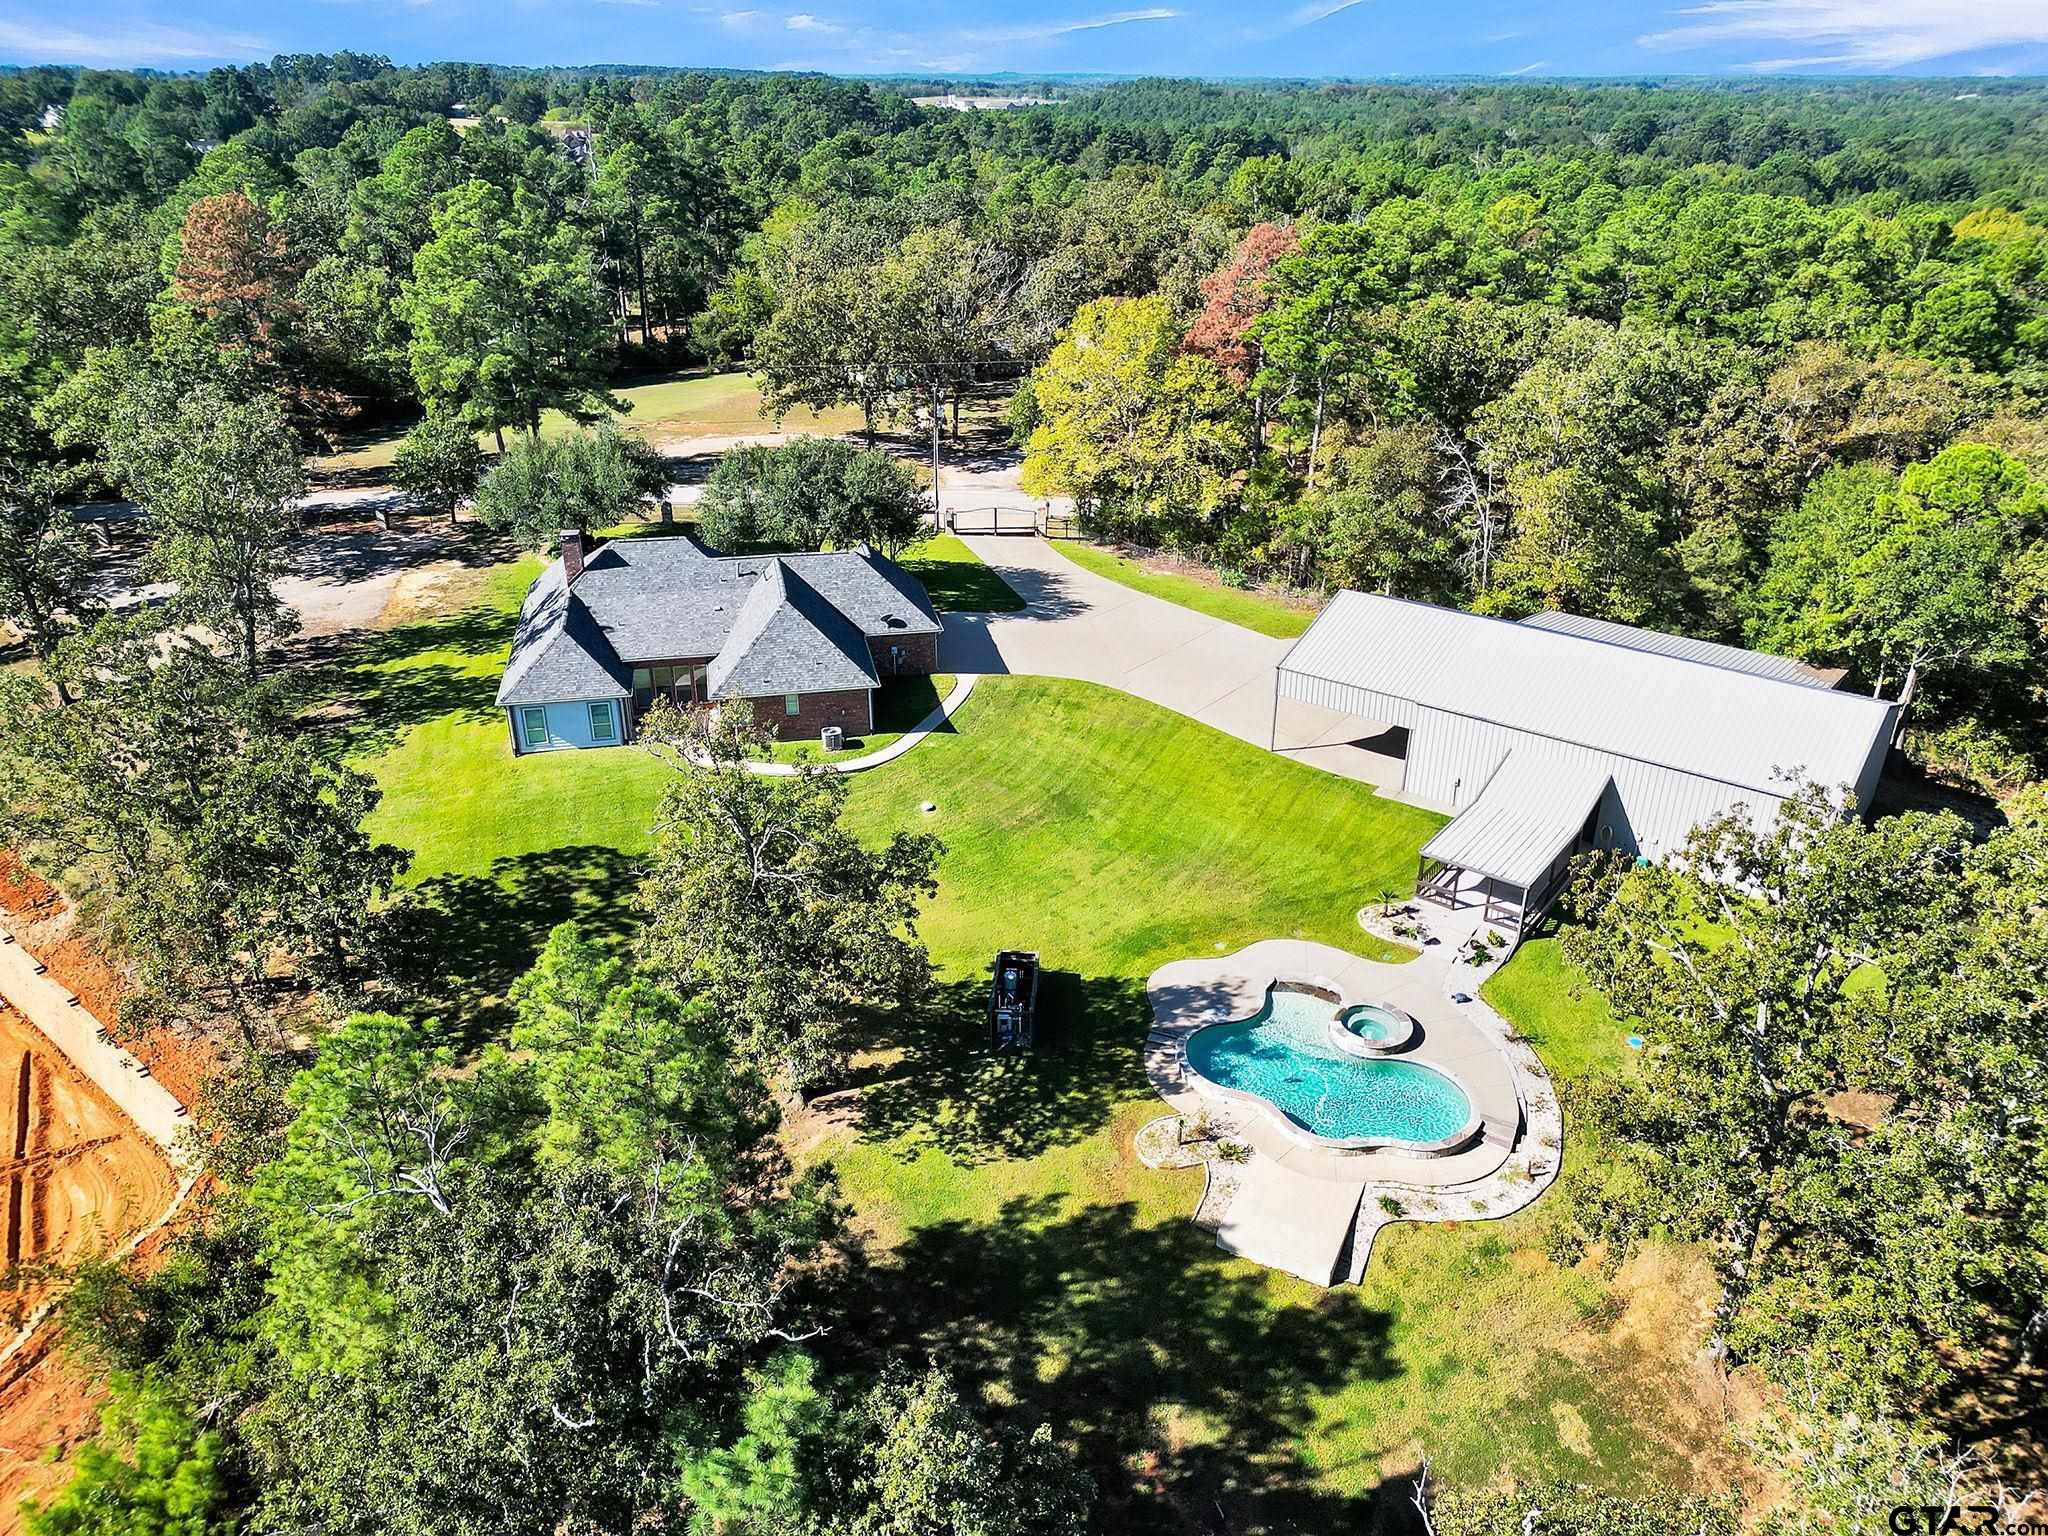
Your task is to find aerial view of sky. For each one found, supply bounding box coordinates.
[1,0,2045,78]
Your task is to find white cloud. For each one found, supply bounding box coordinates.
[786,11,840,30]
[1285,0,1366,28]
[1637,0,2048,71]
[718,8,764,29]
[0,16,269,64]
[959,8,1180,45]
[1502,58,1550,73]
[1236,0,1368,43]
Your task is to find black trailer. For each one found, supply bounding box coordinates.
[988,950,1040,1051]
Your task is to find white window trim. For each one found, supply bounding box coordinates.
[588,701,617,743]
[784,693,801,716]
[520,706,549,748]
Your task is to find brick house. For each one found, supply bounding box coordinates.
[496,530,943,754]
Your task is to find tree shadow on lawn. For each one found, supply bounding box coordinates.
[851,969,1265,1167]
[899,552,1026,615]
[293,604,515,762]
[849,971,1153,1166]
[820,1190,1406,1535]
[382,843,642,1047]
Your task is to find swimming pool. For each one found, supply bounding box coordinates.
[1184,986,1474,1147]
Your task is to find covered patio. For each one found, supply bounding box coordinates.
[1414,757,1611,942]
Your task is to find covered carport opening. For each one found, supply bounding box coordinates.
[1269,660,1412,786]
[1415,758,1611,945]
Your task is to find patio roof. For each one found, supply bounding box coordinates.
[1421,755,1612,891]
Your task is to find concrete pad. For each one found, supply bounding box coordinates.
[1145,939,1524,1188]
[944,536,1407,791]
[1215,1157,1365,1285]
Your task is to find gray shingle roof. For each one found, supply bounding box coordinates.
[705,560,881,699]
[498,535,933,708]
[496,564,633,707]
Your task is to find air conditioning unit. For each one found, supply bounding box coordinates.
[821,725,844,752]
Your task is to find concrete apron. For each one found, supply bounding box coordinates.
[939,536,1405,792]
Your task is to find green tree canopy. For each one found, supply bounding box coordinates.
[1022,295,1248,543]
[1554,787,2048,1418]
[635,699,941,1094]
[697,436,929,557]
[470,422,666,549]
[390,408,486,525]
[400,178,619,444]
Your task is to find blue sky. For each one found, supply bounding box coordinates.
[2,0,2046,79]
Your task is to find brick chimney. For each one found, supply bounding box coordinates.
[560,529,587,584]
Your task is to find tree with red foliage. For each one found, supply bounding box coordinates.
[1183,221,1299,449]
[173,191,299,361]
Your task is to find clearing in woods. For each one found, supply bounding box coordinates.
[0,1003,178,1527]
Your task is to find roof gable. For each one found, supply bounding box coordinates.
[704,560,880,700]
[496,567,632,706]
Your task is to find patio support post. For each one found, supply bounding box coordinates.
[1270,667,1282,751]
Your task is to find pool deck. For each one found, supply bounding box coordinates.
[1144,937,1554,1285]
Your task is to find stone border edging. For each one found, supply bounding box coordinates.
[1336,944,1563,1284]
[1142,937,1561,1286]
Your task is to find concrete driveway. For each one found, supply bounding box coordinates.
[939,535,1406,790]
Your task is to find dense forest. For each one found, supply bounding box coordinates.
[1,54,2046,1535]
[4,60,2045,787]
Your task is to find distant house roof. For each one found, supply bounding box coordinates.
[1518,610,1844,689]
[1280,592,1895,797]
[497,535,938,708]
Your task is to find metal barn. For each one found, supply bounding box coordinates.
[1272,593,1898,940]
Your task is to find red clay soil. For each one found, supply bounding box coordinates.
[0,852,198,1531]
[0,1004,179,1531]
[0,853,218,1108]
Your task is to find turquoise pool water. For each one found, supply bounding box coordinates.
[1342,1004,1404,1042]
[1185,988,1471,1143]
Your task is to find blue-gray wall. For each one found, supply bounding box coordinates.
[510,699,623,753]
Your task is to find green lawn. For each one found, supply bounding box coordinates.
[1054,542,1321,639]
[324,555,1726,1528]
[1481,936,1634,1081]
[899,533,1026,613]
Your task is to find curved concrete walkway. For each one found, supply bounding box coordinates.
[939,536,1404,790]
[725,674,978,777]
[1143,937,1559,1286]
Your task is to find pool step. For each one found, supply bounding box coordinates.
[1480,1115,1517,1150]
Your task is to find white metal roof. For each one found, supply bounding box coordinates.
[1282,592,1896,796]
[1519,610,1837,688]
[1421,755,1611,889]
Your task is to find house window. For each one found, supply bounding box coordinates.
[520,706,549,747]
[784,693,801,716]
[588,702,617,743]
